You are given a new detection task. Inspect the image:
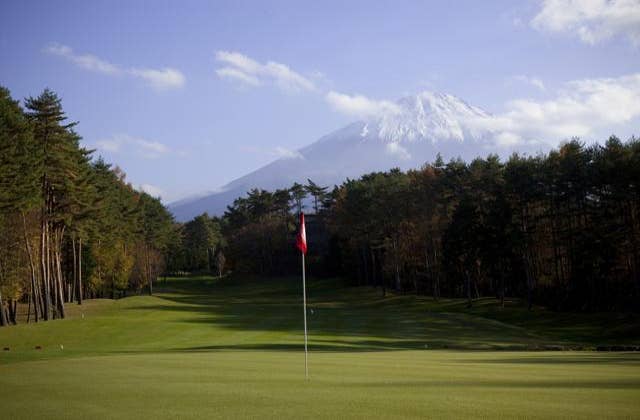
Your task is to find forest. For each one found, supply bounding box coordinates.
[0,87,176,325]
[212,137,640,313]
[2,85,639,329]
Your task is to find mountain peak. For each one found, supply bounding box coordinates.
[170,91,529,221]
[363,91,491,144]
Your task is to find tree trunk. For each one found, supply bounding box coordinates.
[473,263,481,300]
[361,246,369,286]
[0,289,6,327]
[147,245,153,295]
[524,249,534,311]
[465,269,472,308]
[27,290,32,323]
[370,247,377,290]
[393,239,401,292]
[381,251,386,298]
[77,237,83,305]
[40,214,51,321]
[54,232,66,319]
[50,232,57,319]
[21,211,39,322]
[71,235,77,303]
[433,248,440,301]
[8,300,17,324]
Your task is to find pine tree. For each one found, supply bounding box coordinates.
[305,179,328,214]
[25,89,91,319]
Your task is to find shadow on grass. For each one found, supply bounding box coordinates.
[353,379,640,389]
[140,275,640,353]
[457,354,640,365]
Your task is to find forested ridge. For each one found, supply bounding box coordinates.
[0,87,176,326]
[210,137,640,312]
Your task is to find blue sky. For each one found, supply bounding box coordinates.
[1,0,639,201]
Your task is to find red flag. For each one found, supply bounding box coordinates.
[296,212,307,254]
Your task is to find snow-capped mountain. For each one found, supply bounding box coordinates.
[169,91,535,221]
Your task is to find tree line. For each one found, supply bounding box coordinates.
[0,87,176,326]
[214,138,640,312]
[3,84,638,323]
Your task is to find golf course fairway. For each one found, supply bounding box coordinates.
[1,276,639,419]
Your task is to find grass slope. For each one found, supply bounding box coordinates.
[0,276,639,419]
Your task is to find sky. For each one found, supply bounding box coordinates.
[1,0,639,202]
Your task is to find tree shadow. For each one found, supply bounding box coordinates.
[352,378,640,389]
[456,354,640,365]
[134,276,640,353]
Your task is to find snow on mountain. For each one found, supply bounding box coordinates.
[374,92,490,143]
[169,91,536,221]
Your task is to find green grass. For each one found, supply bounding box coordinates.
[1,275,639,419]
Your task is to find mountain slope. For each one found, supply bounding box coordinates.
[170,92,535,221]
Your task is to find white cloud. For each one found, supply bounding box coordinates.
[216,67,261,86]
[45,43,120,74]
[129,68,185,90]
[45,43,185,90]
[264,61,316,92]
[385,142,411,160]
[273,146,304,159]
[138,183,165,198]
[239,145,304,160]
[216,51,262,74]
[95,138,122,152]
[471,72,640,145]
[494,132,523,147]
[136,138,170,155]
[309,70,333,90]
[215,50,316,92]
[94,134,171,159]
[325,91,401,118]
[214,50,404,121]
[511,75,546,91]
[532,0,640,45]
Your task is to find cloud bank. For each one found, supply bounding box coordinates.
[532,0,640,45]
[473,72,640,145]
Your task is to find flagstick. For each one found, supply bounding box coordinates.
[302,251,309,379]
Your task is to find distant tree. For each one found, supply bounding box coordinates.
[215,251,226,278]
[183,214,222,273]
[289,182,306,215]
[305,179,328,214]
[138,192,174,294]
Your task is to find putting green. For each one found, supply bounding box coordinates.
[1,276,639,419]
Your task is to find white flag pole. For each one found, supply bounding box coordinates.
[302,251,309,379]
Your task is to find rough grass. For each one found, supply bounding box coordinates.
[0,275,639,419]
